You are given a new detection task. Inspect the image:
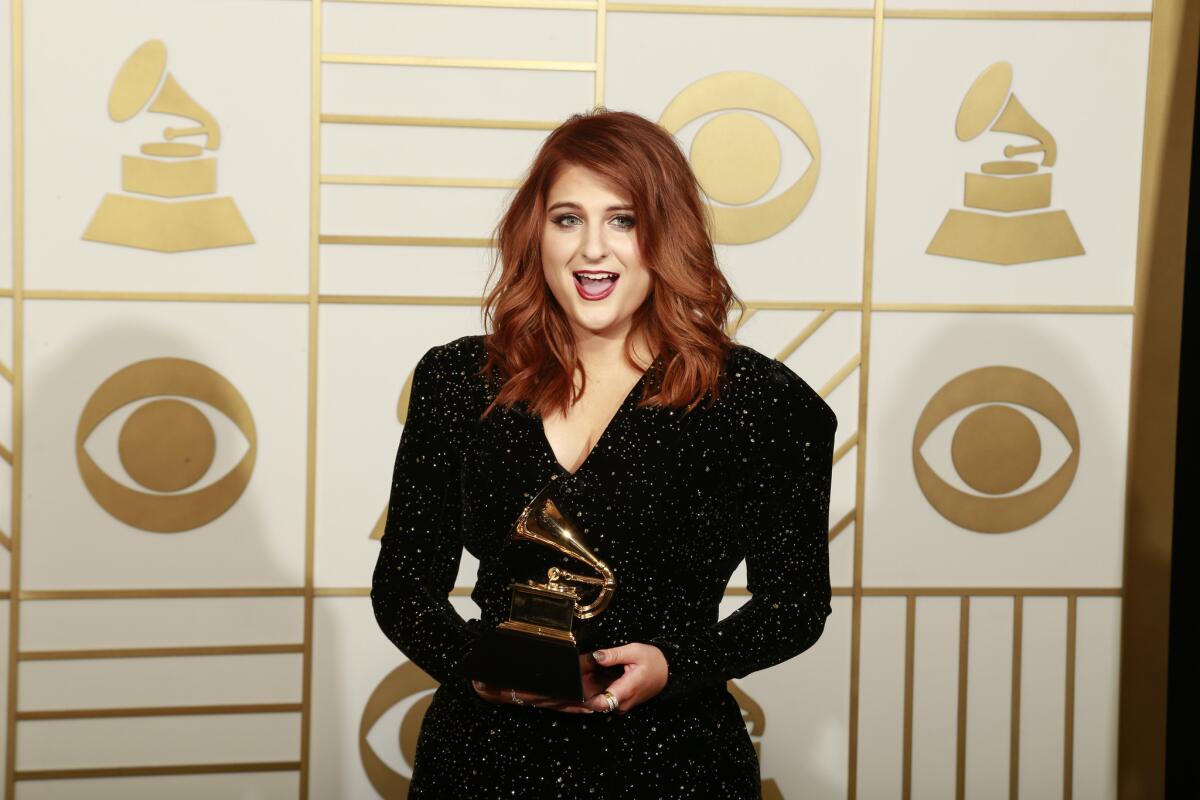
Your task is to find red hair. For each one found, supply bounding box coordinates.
[477,107,745,419]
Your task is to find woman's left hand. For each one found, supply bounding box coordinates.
[583,643,668,714]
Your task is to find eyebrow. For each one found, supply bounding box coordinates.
[546,201,634,213]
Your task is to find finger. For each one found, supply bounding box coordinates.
[590,643,639,667]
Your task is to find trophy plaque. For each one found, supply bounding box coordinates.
[462,478,616,701]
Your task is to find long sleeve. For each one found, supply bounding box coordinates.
[648,365,837,703]
[370,343,480,684]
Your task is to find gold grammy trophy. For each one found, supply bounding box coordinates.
[462,478,616,701]
[82,39,253,253]
[927,61,1083,265]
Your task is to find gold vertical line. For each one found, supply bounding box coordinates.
[956,596,969,800]
[1120,1,1197,795]
[1063,595,1076,800]
[300,2,323,797]
[594,0,606,105]
[849,1,884,796]
[902,595,915,800]
[4,1,23,795]
[1009,595,1022,800]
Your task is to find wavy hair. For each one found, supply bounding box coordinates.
[477,107,744,420]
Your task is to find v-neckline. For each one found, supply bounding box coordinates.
[536,356,658,478]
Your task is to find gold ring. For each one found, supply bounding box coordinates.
[511,688,524,705]
[601,690,619,713]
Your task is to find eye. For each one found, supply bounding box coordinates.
[75,357,257,533]
[359,661,438,794]
[911,366,1080,533]
[660,71,820,244]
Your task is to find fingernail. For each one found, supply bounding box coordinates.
[592,650,606,662]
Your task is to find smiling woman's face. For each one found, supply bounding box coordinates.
[540,163,653,343]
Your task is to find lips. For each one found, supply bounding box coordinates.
[573,270,619,301]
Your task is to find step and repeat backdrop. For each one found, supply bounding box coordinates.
[0,0,1188,798]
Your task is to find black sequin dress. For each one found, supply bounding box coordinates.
[371,334,836,799]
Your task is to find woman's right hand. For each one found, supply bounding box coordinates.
[470,653,621,713]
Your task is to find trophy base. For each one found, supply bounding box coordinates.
[461,627,585,702]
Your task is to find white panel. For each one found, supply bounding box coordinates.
[606,13,874,304]
[863,311,1132,586]
[1072,596,1120,799]
[19,597,303,650]
[856,596,906,799]
[309,596,480,799]
[874,18,1150,305]
[323,124,549,182]
[16,712,300,770]
[324,3,595,61]
[911,597,960,800]
[1017,597,1067,797]
[315,304,484,588]
[1,599,9,797]
[322,63,594,120]
[15,772,299,800]
[323,183,516,238]
[0,0,11,291]
[964,596,1012,800]
[887,0,1148,10]
[319,241,496,297]
[24,0,311,294]
[18,654,302,711]
[721,594,852,799]
[22,299,308,589]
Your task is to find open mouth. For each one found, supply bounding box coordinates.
[573,270,619,300]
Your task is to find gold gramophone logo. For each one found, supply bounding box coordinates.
[660,72,820,245]
[728,681,786,799]
[76,357,257,532]
[359,661,439,798]
[82,39,254,253]
[912,366,1080,533]
[927,62,1083,265]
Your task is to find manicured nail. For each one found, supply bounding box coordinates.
[592,650,606,662]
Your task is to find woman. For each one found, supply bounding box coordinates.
[371,108,836,798]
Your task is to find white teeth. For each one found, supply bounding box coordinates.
[574,271,618,279]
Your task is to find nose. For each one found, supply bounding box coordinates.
[581,220,609,262]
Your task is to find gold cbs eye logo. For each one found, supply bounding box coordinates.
[660,71,821,245]
[359,661,438,797]
[75,357,256,533]
[912,366,1080,533]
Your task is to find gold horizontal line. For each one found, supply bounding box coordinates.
[818,353,861,398]
[829,509,855,542]
[322,53,596,71]
[833,432,858,466]
[322,113,561,129]
[322,174,520,188]
[883,10,1149,21]
[320,294,484,306]
[0,287,13,297]
[320,233,494,247]
[331,0,597,10]
[872,302,1135,314]
[0,360,12,381]
[23,290,309,304]
[749,300,861,311]
[17,703,303,721]
[776,308,836,362]
[15,761,301,781]
[860,587,1122,597]
[315,587,371,597]
[20,587,306,600]
[19,644,305,661]
[608,3,872,17]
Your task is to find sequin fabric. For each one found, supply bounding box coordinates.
[371,334,836,798]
